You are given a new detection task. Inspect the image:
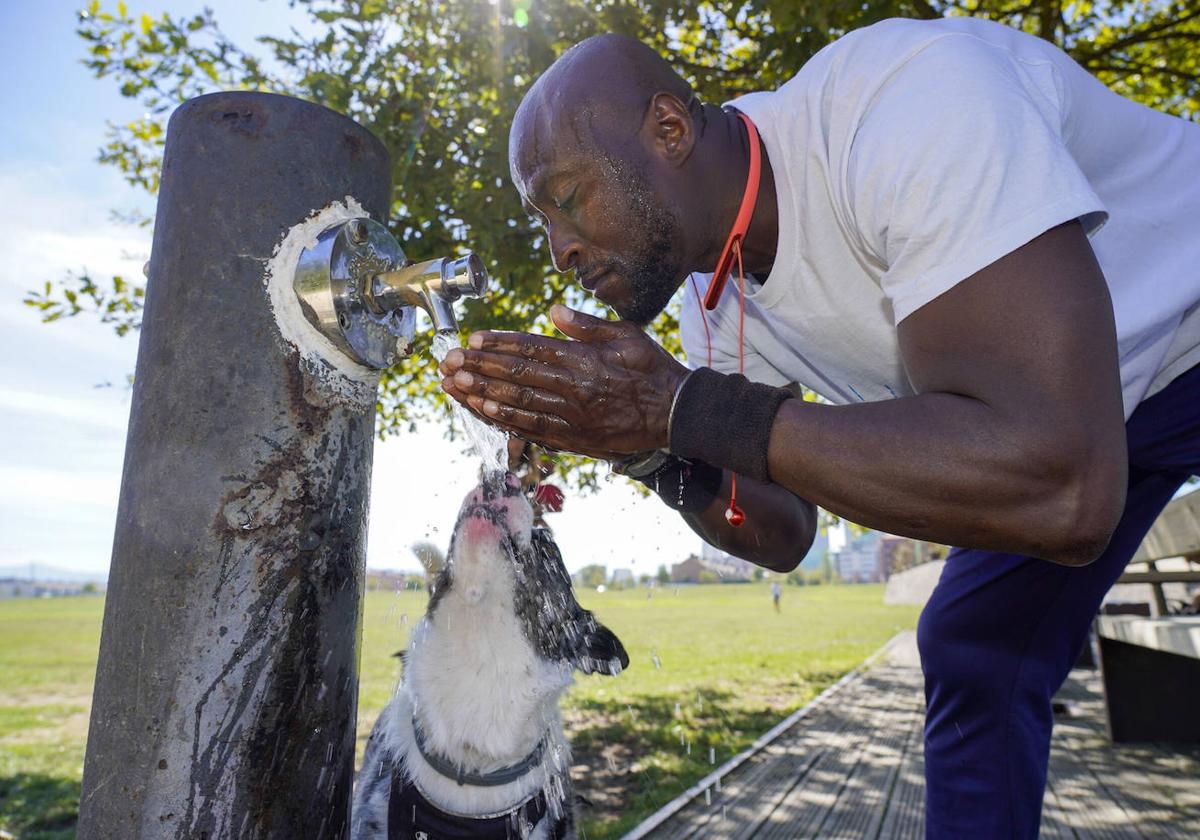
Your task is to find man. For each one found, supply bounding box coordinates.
[438,17,1200,838]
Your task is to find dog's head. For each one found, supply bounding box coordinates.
[428,471,629,676]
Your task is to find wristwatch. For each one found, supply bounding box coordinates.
[613,449,671,479]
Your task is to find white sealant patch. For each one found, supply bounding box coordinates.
[264,197,380,406]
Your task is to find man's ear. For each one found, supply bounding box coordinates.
[576,622,631,676]
[644,91,696,166]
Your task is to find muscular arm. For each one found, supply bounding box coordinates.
[663,223,1126,569]
[760,221,1127,564]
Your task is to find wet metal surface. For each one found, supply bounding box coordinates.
[77,92,391,839]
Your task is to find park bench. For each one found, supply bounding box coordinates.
[1097,488,1200,742]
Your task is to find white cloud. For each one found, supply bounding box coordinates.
[0,165,150,297]
[0,464,121,510]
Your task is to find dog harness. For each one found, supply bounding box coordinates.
[385,719,571,839]
[387,775,569,840]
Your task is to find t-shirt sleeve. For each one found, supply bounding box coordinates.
[847,33,1107,324]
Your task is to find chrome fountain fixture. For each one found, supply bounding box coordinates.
[293,216,489,368]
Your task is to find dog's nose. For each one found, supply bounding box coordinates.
[478,470,520,503]
[480,472,509,501]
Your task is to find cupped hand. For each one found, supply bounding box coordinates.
[439,304,688,460]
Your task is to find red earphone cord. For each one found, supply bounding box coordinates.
[689,247,748,528]
[690,111,759,528]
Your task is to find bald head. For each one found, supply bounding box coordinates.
[510,34,694,182]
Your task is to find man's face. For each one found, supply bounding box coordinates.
[513,139,686,326]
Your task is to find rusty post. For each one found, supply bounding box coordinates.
[78,92,390,839]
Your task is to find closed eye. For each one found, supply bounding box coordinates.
[553,185,578,214]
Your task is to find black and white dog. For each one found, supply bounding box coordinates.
[352,471,629,839]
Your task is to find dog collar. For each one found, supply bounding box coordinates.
[412,716,548,787]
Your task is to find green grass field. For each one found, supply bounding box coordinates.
[0,583,918,839]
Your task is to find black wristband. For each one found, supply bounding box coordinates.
[632,455,724,515]
[669,368,793,482]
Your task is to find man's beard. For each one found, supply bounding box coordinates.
[598,155,684,326]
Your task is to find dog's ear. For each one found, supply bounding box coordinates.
[575,622,630,676]
[529,528,573,588]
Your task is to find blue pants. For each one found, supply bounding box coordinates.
[917,363,1200,839]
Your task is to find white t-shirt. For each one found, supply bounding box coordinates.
[680,17,1200,418]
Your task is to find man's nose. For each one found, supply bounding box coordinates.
[548,224,582,273]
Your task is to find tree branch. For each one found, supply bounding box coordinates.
[1075,7,1200,62]
[672,54,761,80]
[1038,0,1063,43]
[907,0,943,21]
[1091,60,1200,83]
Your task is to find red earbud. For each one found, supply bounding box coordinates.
[725,503,746,528]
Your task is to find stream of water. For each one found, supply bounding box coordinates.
[431,331,509,474]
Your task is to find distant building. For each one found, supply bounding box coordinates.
[667,545,758,583]
[836,531,884,583]
[833,532,949,583]
[610,568,634,586]
[701,543,758,581]
[671,555,703,583]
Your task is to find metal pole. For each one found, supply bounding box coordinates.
[78,92,391,839]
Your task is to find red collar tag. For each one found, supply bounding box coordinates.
[703,112,762,310]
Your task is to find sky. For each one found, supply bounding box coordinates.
[0,0,710,579]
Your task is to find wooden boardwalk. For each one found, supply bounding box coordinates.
[626,631,1200,839]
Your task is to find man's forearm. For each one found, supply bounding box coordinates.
[679,470,818,572]
[764,393,1126,565]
